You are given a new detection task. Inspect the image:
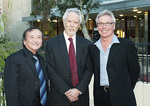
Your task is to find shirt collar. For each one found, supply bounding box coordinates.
[63,31,76,40]
[94,34,120,49]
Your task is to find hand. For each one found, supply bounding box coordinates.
[65,88,80,102]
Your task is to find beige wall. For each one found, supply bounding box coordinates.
[2,0,31,42]
[0,0,4,37]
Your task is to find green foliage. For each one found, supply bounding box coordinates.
[0,36,21,72]
[31,0,56,19]
[8,0,13,9]
[0,15,8,32]
[56,0,100,17]
[30,0,100,40]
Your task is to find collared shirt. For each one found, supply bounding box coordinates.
[63,31,76,54]
[94,35,120,86]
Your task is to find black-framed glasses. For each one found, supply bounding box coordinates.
[96,22,115,28]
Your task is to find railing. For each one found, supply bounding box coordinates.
[135,43,150,83]
[0,72,5,106]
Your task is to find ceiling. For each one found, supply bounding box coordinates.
[89,6,150,20]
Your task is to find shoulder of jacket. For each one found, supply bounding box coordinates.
[118,37,134,46]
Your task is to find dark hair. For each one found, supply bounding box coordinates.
[22,27,43,47]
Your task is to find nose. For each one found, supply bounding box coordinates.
[102,23,106,28]
[70,22,74,27]
[33,37,38,42]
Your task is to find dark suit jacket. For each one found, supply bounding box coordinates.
[4,47,49,106]
[88,38,140,106]
[45,33,92,106]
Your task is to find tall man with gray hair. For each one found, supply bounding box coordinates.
[88,9,140,106]
[46,8,92,106]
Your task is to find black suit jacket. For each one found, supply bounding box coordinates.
[45,34,92,106]
[88,38,140,106]
[4,47,49,106]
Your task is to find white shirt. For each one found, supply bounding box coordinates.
[63,31,76,54]
[94,35,120,86]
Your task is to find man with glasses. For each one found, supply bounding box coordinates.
[88,9,140,106]
[45,8,92,106]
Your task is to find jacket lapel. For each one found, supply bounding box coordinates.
[94,45,100,71]
[23,48,39,78]
[58,34,71,73]
[76,35,82,68]
[107,43,120,66]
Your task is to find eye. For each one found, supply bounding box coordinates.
[38,36,42,39]
[30,36,34,38]
[99,23,103,25]
[106,22,110,25]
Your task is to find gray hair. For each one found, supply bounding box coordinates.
[63,8,82,24]
[95,9,116,24]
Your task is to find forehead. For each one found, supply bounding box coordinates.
[66,12,80,21]
[26,29,42,36]
[98,15,113,22]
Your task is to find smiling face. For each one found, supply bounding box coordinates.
[23,29,42,54]
[63,12,80,37]
[97,15,115,39]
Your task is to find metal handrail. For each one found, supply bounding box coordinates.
[135,43,150,83]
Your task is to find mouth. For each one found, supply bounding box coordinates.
[32,42,40,46]
[69,28,75,31]
[102,30,108,32]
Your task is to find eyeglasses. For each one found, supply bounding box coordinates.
[96,22,115,28]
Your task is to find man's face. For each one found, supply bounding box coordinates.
[63,12,80,37]
[23,29,42,54]
[97,15,115,39]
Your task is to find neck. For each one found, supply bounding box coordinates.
[101,35,113,45]
[101,35,113,52]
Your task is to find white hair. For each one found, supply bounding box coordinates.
[95,9,116,24]
[63,8,82,24]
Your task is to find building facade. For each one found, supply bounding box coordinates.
[2,0,31,42]
[3,0,150,44]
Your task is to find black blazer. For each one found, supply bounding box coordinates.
[45,34,92,106]
[4,47,49,106]
[88,38,140,106]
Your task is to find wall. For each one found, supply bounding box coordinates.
[2,0,31,42]
[0,0,4,37]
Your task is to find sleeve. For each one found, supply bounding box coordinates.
[4,56,20,106]
[75,52,93,94]
[127,42,140,88]
[75,42,93,94]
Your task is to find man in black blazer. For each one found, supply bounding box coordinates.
[45,8,92,106]
[4,27,49,106]
[88,9,140,106]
